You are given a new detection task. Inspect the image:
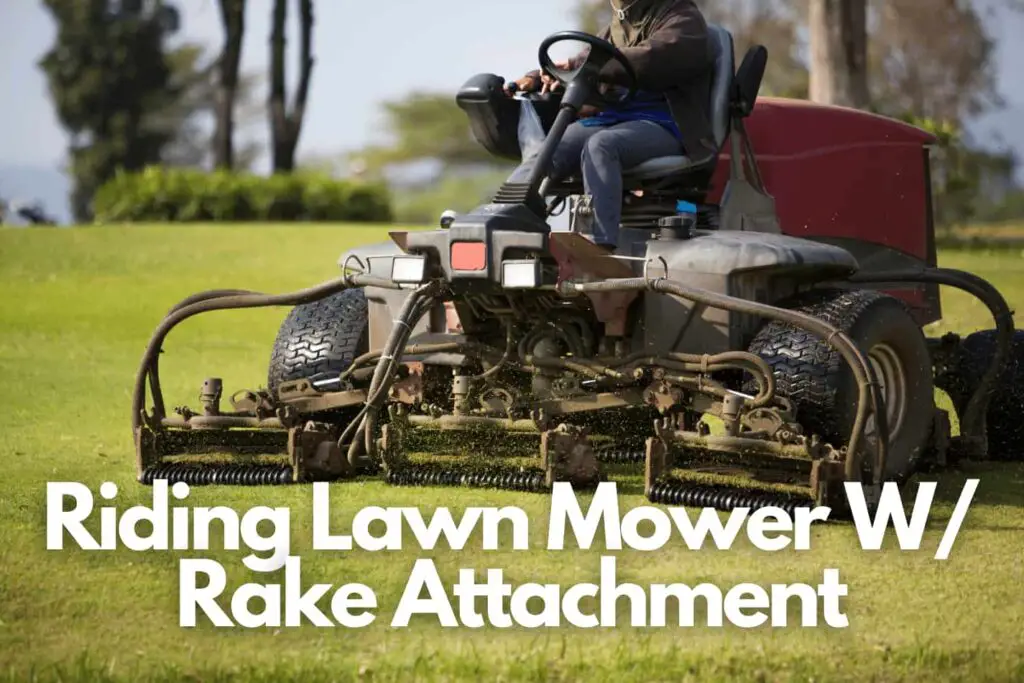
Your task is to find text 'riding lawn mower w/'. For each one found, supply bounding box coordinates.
[132,28,1022,517]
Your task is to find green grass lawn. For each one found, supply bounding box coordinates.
[1,225,1023,683]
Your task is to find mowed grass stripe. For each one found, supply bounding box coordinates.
[0,225,1022,682]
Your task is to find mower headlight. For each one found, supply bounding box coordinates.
[501,260,540,289]
[391,255,427,284]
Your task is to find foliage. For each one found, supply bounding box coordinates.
[349,93,515,225]
[392,169,512,226]
[351,93,503,176]
[160,43,263,170]
[902,115,1019,229]
[974,189,1024,224]
[92,167,392,223]
[39,0,182,222]
[868,0,1001,123]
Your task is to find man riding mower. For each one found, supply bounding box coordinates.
[503,0,714,255]
[129,8,1019,517]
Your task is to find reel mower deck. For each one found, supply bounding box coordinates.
[131,231,1013,516]
[130,27,1018,517]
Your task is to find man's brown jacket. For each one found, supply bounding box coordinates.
[598,0,716,163]
[528,0,716,163]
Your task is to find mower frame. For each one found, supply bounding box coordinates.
[131,28,1016,515]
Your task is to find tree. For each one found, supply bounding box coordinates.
[215,0,246,169]
[575,0,809,98]
[574,0,1015,121]
[159,44,263,170]
[158,44,212,167]
[351,93,505,175]
[868,0,999,123]
[569,0,1022,228]
[39,0,181,221]
[348,93,517,224]
[269,0,315,172]
[808,0,870,108]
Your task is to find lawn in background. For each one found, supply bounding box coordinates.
[0,224,1022,682]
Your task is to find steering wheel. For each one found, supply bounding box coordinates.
[538,31,639,107]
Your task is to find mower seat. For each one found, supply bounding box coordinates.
[620,23,735,182]
[543,24,735,195]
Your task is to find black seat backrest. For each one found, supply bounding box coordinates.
[733,45,768,118]
[706,24,737,151]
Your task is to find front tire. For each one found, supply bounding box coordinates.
[747,289,935,482]
[267,289,369,395]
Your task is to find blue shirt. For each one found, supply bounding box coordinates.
[577,91,681,140]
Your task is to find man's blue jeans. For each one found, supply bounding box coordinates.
[507,119,681,248]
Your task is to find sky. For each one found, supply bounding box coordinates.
[1,0,1022,221]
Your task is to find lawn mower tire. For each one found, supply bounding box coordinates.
[267,288,369,395]
[938,329,1024,462]
[746,289,935,481]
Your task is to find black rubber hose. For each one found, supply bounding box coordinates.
[166,289,258,316]
[561,277,887,484]
[131,274,401,433]
[345,289,437,465]
[148,289,263,423]
[848,268,1016,457]
[337,299,433,457]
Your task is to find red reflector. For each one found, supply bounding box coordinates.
[451,242,487,271]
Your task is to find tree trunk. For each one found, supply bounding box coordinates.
[269,0,315,173]
[808,0,870,109]
[214,0,245,170]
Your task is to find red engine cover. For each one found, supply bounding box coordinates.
[708,97,937,265]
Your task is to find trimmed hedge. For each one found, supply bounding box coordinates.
[93,167,393,223]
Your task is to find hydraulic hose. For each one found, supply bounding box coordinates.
[560,277,888,483]
[848,267,1016,458]
[343,288,438,465]
[147,289,264,424]
[608,351,776,408]
[131,274,402,433]
[166,289,257,316]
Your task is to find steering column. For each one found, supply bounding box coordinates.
[519,31,639,214]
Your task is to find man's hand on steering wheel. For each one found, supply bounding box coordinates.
[504,61,574,96]
[540,61,572,94]
[504,74,541,95]
[505,32,637,111]
[538,32,638,108]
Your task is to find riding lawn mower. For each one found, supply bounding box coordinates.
[131,27,1021,515]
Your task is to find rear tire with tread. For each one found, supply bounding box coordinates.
[746,289,934,481]
[938,329,1024,462]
